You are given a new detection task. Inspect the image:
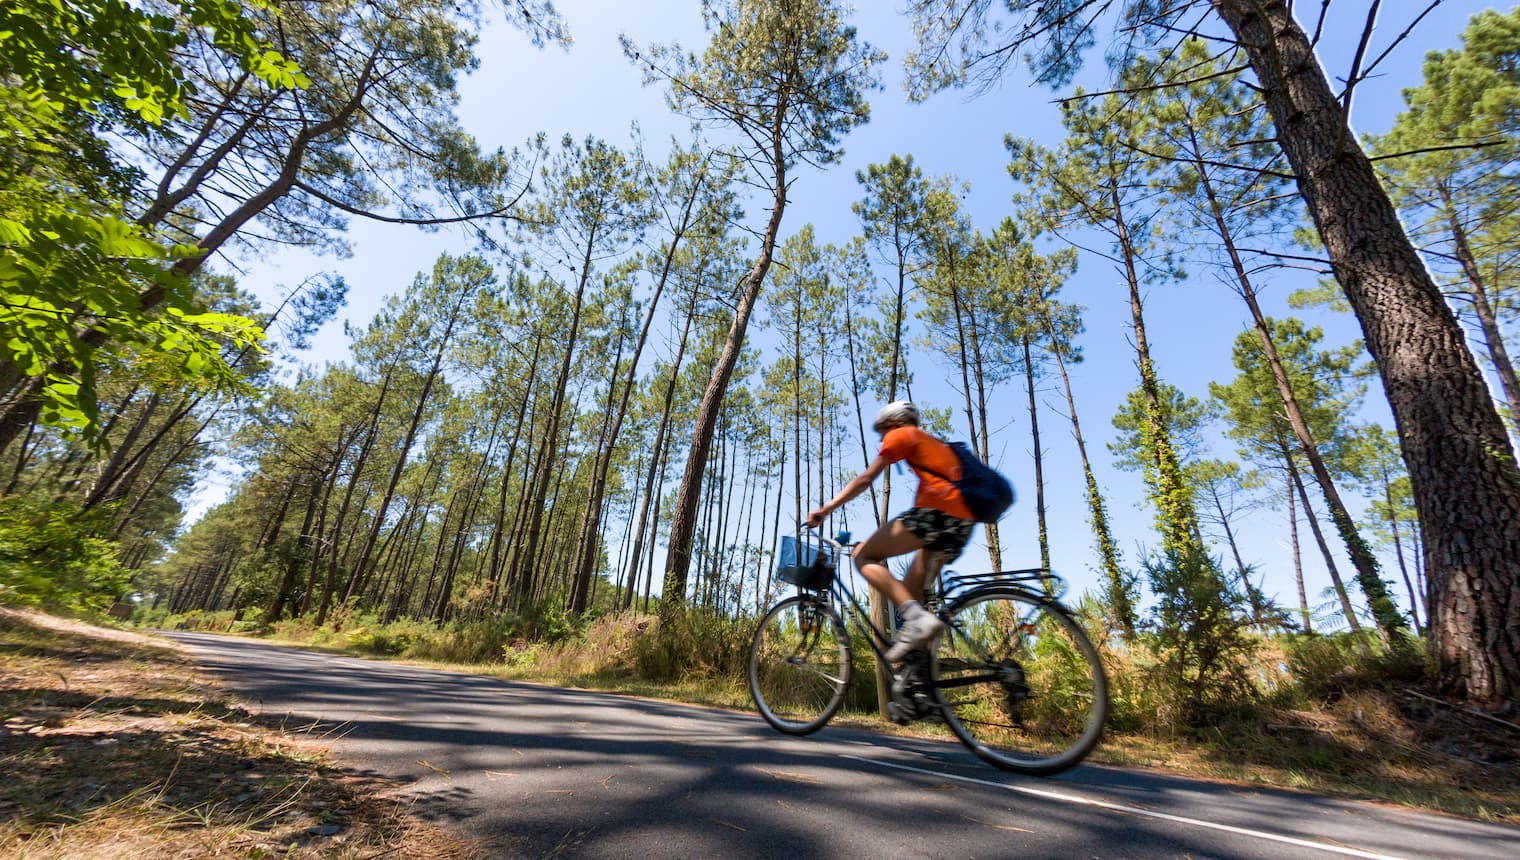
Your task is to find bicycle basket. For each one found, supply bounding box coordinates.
[777,536,836,590]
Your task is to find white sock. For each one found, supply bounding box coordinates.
[900,600,926,622]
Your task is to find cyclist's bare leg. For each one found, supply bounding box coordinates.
[901,549,944,604]
[852,520,926,607]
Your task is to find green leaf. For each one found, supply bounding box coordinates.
[0,219,31,245]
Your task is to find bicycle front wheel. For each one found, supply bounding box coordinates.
[932,587,1108,775]
[748,594,851,735]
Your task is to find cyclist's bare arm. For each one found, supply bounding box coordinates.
[806,454,890,527]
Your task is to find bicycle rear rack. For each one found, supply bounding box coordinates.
[941,568,1066,598]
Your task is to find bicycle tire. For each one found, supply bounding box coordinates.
[931,586,1108,775]
[748,594,852,735]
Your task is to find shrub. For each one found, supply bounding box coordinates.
[131,602,171,629]
[1283,632,1426,704]
[404,616,518,664]
[1068,592,1153,733]
[517,612,651,679]
[0,497,131,612]
[1143,546,1260,727]
[633,608,752,681]
[347,617,432,656]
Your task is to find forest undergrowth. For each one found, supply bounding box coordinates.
[147,601,1520,824]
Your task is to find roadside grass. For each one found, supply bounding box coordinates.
[0,608,485,859]
[487,659,1520,824]
[1092,701,1520,823]
[163,608,1520,826]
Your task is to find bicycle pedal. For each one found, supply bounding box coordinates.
[886,701,912,726]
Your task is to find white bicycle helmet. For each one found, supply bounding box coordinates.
[872,400,919,433]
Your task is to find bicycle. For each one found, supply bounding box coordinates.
[747,530,1109,776]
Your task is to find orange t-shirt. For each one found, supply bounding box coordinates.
[879,426,975,521]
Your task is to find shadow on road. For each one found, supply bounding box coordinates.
[172,631,1520,860]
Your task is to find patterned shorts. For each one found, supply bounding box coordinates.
[896,507,975,562]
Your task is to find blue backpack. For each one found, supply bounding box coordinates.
[924,441,1015,524]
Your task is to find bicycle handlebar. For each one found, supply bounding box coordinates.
[799,520,854,552]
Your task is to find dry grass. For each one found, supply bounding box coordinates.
[493,639,1520,824]
[152,610,1520,825]
[0,608,485,859]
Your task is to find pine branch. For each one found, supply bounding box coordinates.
[1056,62,1249,104]
[291,179,531,226]
[1357,1,1445,84]
[1368,140,1509,161]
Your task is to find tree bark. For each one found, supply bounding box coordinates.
[1112,182,1203,558]
[1382,460,1423,637]
[1214,0,1519,704]
[518,226,599,609]
[843,297,882,522]
[1186,134,1406,643]
[570,169,704,612]
[1436,181,1520,429]
[343,288,466,615]
[622,281,699,611]
[1022,332,1049,572]
[1286,465,1313,634]
[663,112,788,605]
[1286,440,1368,654]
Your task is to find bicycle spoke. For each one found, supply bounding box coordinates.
[931,588,1108,776]
[748,595,851,735]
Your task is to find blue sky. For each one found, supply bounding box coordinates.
[210,1,1506,624]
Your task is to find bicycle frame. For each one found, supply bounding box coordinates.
[794,533,897,674]
[789,531,1067,681]
[754,534,1108,774]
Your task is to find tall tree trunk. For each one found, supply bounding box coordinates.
[519,232,598,608]
[1021,332,1049,572]
[570,317,630,613]
[1188,135,1405,644]
[2,421,37,495]
[1286,441,1367,653]
[1436,182,1520,428]
[268,466,326,623]
[1382,460,1423,637]
[442,422,499,621]
[570,174,703,613]
[1214,0,1520,704]
[1206,479,1265,627]
[622,285,699,611]
[336,367,395,602]
[642,444,671,614]
[737,442,759,610]
[843,297,881,521]
[1040,302,1131,636]
[1286,467,1313,634]
[346,289,466,608]
[792,283,804,536]
[503,367,548,604]
[487,332,541,603]
[663,125,788,605]
[81,393,161,508]
[948,273,1000,567]
[1112,182,1203,558]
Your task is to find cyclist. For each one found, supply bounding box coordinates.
[805,400,977,662]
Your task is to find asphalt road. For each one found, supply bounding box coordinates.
[164,631,1519,859]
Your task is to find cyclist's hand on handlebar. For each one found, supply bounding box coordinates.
[804,508,827,529]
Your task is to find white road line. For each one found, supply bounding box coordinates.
[840,755,1408,860]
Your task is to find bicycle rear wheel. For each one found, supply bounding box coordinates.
[748,594,851,735]
[932,587,1108,775]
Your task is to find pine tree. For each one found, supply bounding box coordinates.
[627,0,883,606]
